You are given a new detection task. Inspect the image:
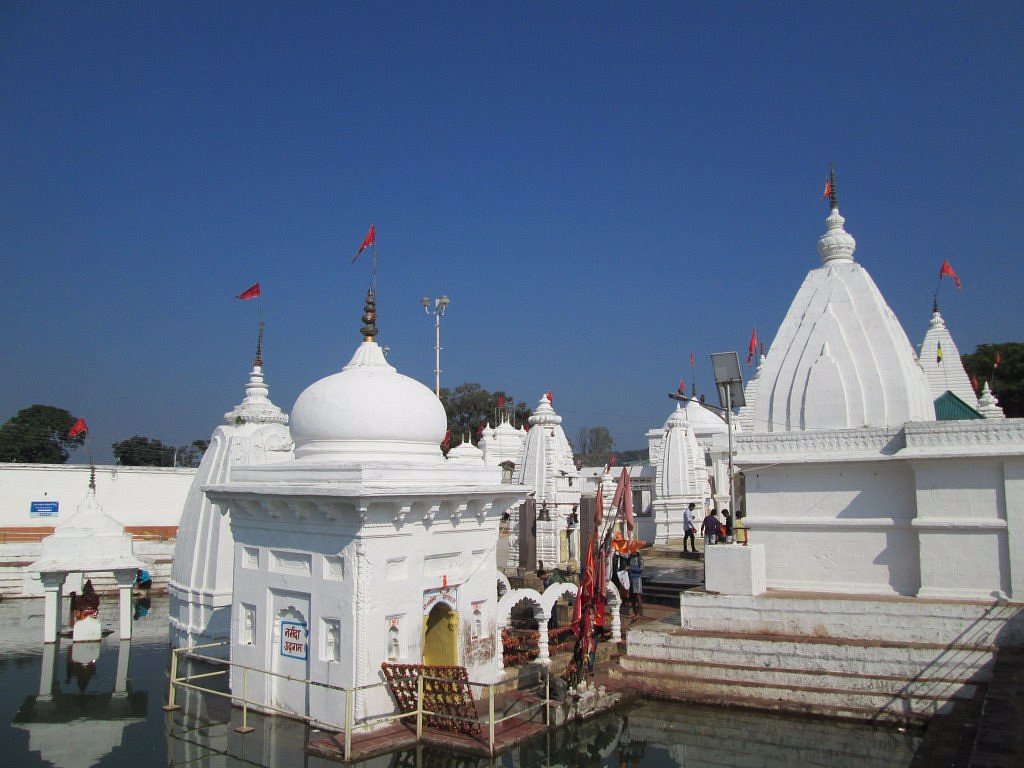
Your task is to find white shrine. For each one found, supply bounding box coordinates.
[506,394,582,572]
[622,177,1024,723]
[203,292,528,724]
[726,194,1024,599]
[918,306,980,410]
[169,326,292,653]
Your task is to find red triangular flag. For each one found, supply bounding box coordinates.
[441,429,451,450]
[938,260,962,290]
[971,375,980,392]
[352,224,375,263]
[236,282,261,300]
[497,395,505,408]
[746,326,758,366]
[68,418,87,438]
[678,379,686,394]
[822,176,833,200]
[545,390,553,404]
[689,352,695,367]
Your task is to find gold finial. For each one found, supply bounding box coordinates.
[360,288,378,341]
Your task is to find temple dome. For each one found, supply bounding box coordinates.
[290,340,447,461]
[681,398,728,439]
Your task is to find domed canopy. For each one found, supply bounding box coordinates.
[680,398,727,438]
[290,340,447,462]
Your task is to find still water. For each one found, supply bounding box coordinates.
[0,597,921,767]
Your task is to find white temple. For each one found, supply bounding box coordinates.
[919,307,980,409]
[169,326,292,653]
[722,192,1023,600]
[506,393,581,572]
[203,292,528,724]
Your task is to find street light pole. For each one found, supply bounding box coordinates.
[421,295,450,396]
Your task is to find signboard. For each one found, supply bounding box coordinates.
[423,587,458,614]
[279,621,308,660]
[30,501,59,518]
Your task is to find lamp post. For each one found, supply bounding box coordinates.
[710,352,746,542]
[421,295,450,396]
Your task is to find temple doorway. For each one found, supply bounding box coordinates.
[422,603,458,666]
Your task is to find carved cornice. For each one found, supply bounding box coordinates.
[736,427,903,462]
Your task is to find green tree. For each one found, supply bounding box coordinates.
[112,435,176,466]
[962,342,1023,418]
[439,383,531,445]
[0,404,86,463]
[573,426,614,466]
[175,439,210,468]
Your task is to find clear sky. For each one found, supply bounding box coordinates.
[2,2,1022,463]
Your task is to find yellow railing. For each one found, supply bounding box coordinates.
[166,641,551,760]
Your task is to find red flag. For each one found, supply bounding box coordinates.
[594,483,604,526]
[971,375,980,392]
[611,466,634,532]
[608,453,617,468]
[68,418,87,438]
[571,540,595,636]
[994,352,1002,369]
[441,429,451,450]
[939,259,962,290]
[496,395,505,408]
[678,379,686,394]
[236,282,261,300]
[476,423,485,437]
[545,390,553,404]
[689,352,695,367]
[352,224,375,263]
[746,326,758,366]
[822,176,833,200]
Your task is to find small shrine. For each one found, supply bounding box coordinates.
[28,470,146,643]
[204,291,528,725]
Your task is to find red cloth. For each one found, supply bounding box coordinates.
[747,326,758,366]
[236,282,261,300]
[939,259,962,290]
[68,418,87,438]
[611,466,634,532]
[352,224,375,262]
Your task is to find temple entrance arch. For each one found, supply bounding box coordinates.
[422,603,459,666]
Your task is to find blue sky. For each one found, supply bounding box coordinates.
[2,2,1022,463]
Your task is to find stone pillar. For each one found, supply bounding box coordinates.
[536,610,550,665]
[114,639,131,696]
[609,596,622,643]
[40,571,67,644]
[114,569,136,641]
[38,642,58,700]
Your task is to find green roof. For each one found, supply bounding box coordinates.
[934,391,982,421]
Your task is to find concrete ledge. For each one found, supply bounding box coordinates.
[703,543,765,596]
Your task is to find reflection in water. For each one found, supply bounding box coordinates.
[0,596,921,768]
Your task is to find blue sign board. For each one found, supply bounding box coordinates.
[279,621,308,660]
[30,501,59,518]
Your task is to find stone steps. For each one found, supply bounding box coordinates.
[629,626,995,681]
[620,622,995,724]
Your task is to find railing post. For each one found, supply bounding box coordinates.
[235,666,254,733]
[344,687,353,760]
[488,682,496,754]
[416,673,424,741]
[163,648,181,711]
[545,667,550,725]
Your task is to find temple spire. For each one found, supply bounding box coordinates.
[360,288,379,341]
[254,319,265,368]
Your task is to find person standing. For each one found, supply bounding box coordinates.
[701,509,720,549]
[722,509,733,544]
[683,502,697,554]
[627,548,644,618]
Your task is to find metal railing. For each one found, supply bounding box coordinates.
[166,641,551,760]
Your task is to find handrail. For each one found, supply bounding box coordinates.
[168,641,552,760]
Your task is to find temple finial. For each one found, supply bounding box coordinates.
[360,288,378,341]
[828,162,838,210]
[89,464,96,491]
[255,320,265,368]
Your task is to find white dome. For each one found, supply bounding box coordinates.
[290,341,447,461]
[680,399,727,437]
